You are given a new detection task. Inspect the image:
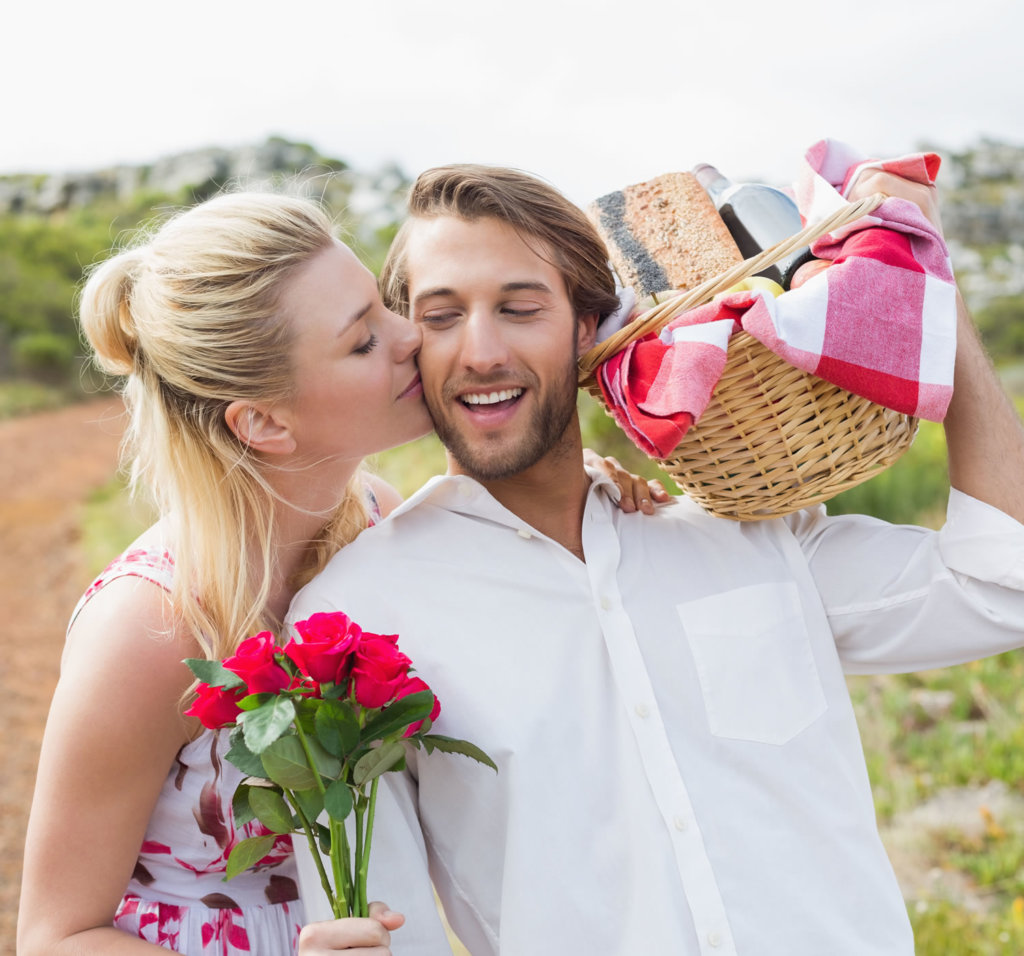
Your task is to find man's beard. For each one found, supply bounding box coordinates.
[428,352,580,482]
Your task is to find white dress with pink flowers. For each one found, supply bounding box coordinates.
[70,548,305,954]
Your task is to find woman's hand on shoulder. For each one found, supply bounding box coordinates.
[298,902,404,954]
[583,449,672,514]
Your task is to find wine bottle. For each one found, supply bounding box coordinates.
[693,163,809,287]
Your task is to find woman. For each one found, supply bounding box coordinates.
[17,191,664,955]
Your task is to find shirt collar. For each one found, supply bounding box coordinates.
[380,466,620,532]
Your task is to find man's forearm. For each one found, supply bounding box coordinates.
[943,291,1024,523]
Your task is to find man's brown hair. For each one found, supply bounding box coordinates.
[380,164,619,324]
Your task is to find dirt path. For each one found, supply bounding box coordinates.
[0,398,125,954]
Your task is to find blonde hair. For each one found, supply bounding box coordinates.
[79,192,369,660]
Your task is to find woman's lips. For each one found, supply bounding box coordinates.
[398,373,423,399]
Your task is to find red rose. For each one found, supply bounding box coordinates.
[284,612,361,685]
[222,631,290,694]
[184,682,246,729]
[351,632,411,709]
[397,676,441,737]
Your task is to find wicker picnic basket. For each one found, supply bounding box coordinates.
[577,193,919,521]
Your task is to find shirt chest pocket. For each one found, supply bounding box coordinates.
[677,582,827,745]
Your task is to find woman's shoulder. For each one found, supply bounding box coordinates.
[65,523,185,658]
[72,525,174,618]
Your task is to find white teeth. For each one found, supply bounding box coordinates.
[462,388,523,406]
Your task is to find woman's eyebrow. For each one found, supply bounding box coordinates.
[336,302,372,337]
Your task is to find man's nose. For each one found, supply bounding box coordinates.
[460,312,509,373]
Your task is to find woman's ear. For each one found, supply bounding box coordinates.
[224,400,297,455]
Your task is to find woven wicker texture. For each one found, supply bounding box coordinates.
[578,193,920,520]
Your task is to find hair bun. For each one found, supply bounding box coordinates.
[78,248,147,376]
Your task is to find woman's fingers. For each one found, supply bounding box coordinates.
[368,901,405,932]
[297,905,404,953]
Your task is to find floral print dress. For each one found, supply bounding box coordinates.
[70,549,305,954]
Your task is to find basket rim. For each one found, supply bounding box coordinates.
[577,191,887,383]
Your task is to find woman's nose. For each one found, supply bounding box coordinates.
[387,309,422,361]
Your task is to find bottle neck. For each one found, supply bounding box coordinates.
[693,163,732,203]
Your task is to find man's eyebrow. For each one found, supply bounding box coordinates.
[412,287,454,305]
[412,281,554,305]
[501,281,553,294]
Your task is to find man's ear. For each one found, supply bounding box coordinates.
[224,400,297,455]
[576,311,599,356]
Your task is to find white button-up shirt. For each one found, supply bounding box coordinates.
[289,473,1024,955]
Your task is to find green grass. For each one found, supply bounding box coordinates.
[910,898,1024,956]
[79,476,154,576]
[0,379,70,419]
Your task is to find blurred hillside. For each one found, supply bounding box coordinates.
[0,136,410,412]
[1,135,1022,413]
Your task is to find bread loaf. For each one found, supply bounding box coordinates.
[589,172,743,298]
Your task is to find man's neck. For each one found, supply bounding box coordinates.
[448,439,592,561]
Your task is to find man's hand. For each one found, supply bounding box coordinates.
[845,166,944,233]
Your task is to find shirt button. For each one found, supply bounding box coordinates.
[635,703,650,719]
[673,815,687,832]
[708,931,722,948]
[599,595,613,610]
[516,528,533,539]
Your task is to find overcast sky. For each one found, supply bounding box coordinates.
[5,0,1021,204]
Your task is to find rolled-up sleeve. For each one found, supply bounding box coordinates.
[789,491,1024,674]
[941,488,1024,588]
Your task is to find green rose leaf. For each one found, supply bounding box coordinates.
[238,692,271,712]
[352,740,407,787]
[420,734,498,772]
[314,698,361,758]
[324,778,354,822]
[184,658,245,689]
[261,734,341,791]
[316,822,331,854]
[225,834,277,880]
[292,786,325,826]
[323,682,348,701]
[232,783,257,827]
[225,726,269,778]
[249,786,295,834]
[361,691,435,742]
[305,736,343,781]
[241,696,296,754]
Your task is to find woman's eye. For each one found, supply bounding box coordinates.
[353,333,378,355]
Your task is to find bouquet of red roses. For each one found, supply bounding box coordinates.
[184,610,494,919]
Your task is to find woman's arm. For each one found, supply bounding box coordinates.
[17,577,198,954]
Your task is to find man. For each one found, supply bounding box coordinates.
[291,164,1024,954]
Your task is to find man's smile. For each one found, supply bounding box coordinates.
[460,388,524,407]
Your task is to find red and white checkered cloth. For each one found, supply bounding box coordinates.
[596,140,958,459]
